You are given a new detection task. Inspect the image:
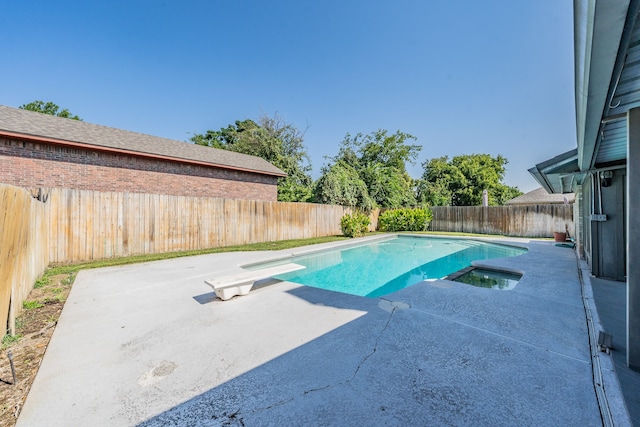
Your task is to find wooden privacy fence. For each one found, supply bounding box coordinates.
[0,185,49,337]
[45,188,360,263]
[430,205,574,237]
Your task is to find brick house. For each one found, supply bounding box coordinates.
[0,105,286,200]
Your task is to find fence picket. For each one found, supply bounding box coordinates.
[0,185,49,336]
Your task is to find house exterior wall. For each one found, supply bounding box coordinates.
[0,137,279,200]
[628,106,640,369]
[581,171,626,281]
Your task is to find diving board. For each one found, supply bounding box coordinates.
[205,263,305,301]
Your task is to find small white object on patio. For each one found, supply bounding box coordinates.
[204,262,305,300]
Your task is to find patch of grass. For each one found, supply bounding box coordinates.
[22,301,44,310]
[44,235,350,279]
[34,277,49,289]
[1,333,23,349]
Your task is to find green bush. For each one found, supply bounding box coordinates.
[340,212,370,237]
[379,207,433,232]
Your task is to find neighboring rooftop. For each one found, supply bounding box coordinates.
[505,187,575,205]
[0,105,286,177]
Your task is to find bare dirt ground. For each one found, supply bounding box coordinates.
[0,274,72,427]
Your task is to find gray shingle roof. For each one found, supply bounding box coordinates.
[505,187,575,205]
[0,105,286,177]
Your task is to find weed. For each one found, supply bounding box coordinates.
[14,317,24,330]
[22,301,44,310]
[1,333,23,349]
[34,277,49,288]
[60,273,75,286]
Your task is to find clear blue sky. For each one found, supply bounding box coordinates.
[0,1,576,192]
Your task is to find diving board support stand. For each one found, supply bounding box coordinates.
[205,263,305,301]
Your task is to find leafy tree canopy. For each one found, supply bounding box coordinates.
[316,129,421,210]
[353,129,421,174]
[360,163,416,208]
[19,100,82,120]
[314,160,375,211]
[417,154,522,206]
[191,114,313,202]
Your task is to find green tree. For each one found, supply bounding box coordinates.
[315,129,421,209]
[417,154,522,206]
[493,184,525,206]
[361,163,415,208]
[19,101,82,120]
[313,161,375,211]
[191,119,260,149]
[355,129,421,174]
[415,178,453,207]
[191,114,313,202]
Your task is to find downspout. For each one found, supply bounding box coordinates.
[591,173,596,215]
[597,171,604,215]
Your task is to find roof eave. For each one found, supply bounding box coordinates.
[528,166,555,194]
[574,0,630,170]
[528,149,580,194]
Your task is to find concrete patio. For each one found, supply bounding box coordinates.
[16,236,626,426]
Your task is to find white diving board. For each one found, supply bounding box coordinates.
[205,263,306,301]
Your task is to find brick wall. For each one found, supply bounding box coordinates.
[0,137,279,200]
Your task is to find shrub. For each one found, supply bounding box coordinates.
[340,212,370,238]
[379,207,433,232]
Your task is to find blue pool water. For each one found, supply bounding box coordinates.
[256,236,526,297]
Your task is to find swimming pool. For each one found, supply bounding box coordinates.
[250,235,526,297]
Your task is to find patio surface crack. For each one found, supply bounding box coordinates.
[249,305,399,416]
[348,304,397,383]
